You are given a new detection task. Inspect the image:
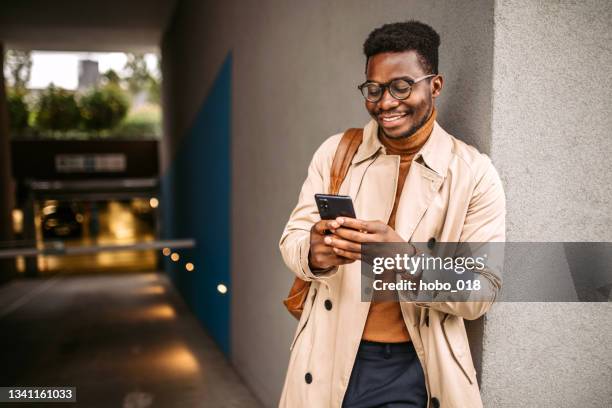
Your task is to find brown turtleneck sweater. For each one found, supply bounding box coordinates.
[361,107,437,343]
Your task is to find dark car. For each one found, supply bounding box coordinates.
[41,202,83,239]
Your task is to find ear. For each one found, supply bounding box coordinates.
[431,75,444,98]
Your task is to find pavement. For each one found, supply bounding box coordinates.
[0,272,263,408]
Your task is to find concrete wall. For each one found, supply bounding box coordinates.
[481,1,612,406]
[161,54,232,354]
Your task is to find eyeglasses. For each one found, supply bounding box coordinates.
[357,74,436,103]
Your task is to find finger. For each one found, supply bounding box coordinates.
[335,217,365,231]
[324,235,361,252]
[327,219,341,230]
[313,220,334,234]
[337,217,387,234]
[333,227,375,243]
[317,244,357,261]
[332,247,361,260]
[312,243,337,256]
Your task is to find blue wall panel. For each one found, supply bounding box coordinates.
[161,53,232,355]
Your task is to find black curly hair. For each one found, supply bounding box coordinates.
[363,21,440,74]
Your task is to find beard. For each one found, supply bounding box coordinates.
[379,102,433,140]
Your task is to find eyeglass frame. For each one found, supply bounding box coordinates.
[357,74,437,102]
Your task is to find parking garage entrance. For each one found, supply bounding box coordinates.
[7,138,184,276]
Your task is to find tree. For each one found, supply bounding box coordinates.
[123,53,152,94]
[122,53,161,104]
[148,76,161,105]
[6,89,29,132]
[79,84,130,133]
[4,50,32,90]
[35,84,80,133]
[101,69,121,87]
[148,55,161,104]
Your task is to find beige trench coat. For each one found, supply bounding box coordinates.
[279,119,506,408]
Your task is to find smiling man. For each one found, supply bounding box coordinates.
[279,21,505,408]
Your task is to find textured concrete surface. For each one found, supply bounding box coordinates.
[491,0,612,242]
[0,273,263,408]
[483,303,612,408]
[483,1,612,407]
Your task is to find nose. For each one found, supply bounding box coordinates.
[378,87,400,111]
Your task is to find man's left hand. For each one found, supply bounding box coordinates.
[324,217,404,260]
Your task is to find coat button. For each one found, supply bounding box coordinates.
[431,397,440,408]
[305,372,313,384]
[427,237,436,249]
[324,299,333,310]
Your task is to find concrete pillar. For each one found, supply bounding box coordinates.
[480,1,612,407]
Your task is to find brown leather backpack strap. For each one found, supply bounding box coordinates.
[329,128,363,195]
[283,127,363,320]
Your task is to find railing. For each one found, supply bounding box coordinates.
[0,239,195,259]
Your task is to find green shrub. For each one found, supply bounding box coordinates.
[35,85,80,132]
[79,85,130,132]
[115,104,161,139]
[7,89,29,132]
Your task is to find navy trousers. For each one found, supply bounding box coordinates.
[342,340,428,408]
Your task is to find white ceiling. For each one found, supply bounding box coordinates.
[0,0,178,52]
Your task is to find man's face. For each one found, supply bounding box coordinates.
[365,50,443,139]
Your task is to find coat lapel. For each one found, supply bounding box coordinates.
[351,154,399,223]
[343,120,397,224]
[394,160,444,241]
[389,121,453,241]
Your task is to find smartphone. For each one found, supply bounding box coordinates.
[314,194,356,220]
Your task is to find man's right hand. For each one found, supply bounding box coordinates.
[308,220,356,272]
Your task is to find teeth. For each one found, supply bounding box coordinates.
[382,114,406,122]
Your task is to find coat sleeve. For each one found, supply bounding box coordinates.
[279,135,342,281]
[415,158,506,320]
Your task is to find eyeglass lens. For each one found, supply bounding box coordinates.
[362,79,413,102]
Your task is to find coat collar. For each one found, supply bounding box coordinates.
[352,119,453,178]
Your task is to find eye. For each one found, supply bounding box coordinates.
[391,79,412,93]
[366,84,382,96]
